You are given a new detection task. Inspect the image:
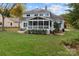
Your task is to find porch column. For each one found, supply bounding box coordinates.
[49,21,50,30]
[46,20,50,34]
[37,20,39,30]
[27,20,28,30]
[32,21,33,29]
[43,20,44,30]
[52,22,55,31]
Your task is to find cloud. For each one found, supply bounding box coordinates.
[48,5,62,15]
[27,3,69,15]
[48,5,62,11]
[47,4,69,15]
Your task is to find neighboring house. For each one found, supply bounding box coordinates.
[20,7,65,34]
[0,17,19,27]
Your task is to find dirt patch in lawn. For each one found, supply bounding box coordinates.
[54,32,64,35]
[63,39,79,55]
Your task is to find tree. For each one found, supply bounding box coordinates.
[0,3,16,31]
[0,3,24,31]
[10,3,24,30]
[53,21,61,33]
[68,3,79,29]
[60,14,71,28]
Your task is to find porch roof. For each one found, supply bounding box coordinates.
[22,16,52,21]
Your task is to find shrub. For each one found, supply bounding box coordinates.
[54,21,61,33]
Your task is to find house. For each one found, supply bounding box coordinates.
[20,7,65,34]
[0,16,19,27]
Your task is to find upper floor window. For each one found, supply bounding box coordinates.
[45,13,49,16]
[34,14,38,16]
[40,14,43,16]
[27,14,30,16]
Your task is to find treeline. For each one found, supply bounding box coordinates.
[61,3,79,29]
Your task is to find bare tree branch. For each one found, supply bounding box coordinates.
[9,3,16,11]
[0,3,3,7]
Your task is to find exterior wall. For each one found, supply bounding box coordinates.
[25,13,50,18]
[20,19,65,31]
[20,20,27,29]
[60,20,64,30]
[50,20,64,31]
[21,11,65,34]
[20,18,51,32]
[50,21,55,31]
[23,14,26,17]
[28,19,50,30]
[0,17,19,27]
[55,20,64,31]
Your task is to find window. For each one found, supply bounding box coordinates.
[0,22,2,25]
[45,13,49,16]
[10,22,12,26]
[40,14,43,16]
[23,23,27,27]
[27,14,30,16]
[34,14,38,16]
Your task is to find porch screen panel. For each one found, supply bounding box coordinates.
[29,21,32,29]
[39,21,43,29]
[44,21,48,25]
[39,21,43,25]
[29,21,32,26]
[33,21,37,25]
[33,21,38,29]
[44,21,49,29]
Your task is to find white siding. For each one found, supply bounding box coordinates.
[51,21,55,31]
[60,20,64,30]
[20,21,27,29]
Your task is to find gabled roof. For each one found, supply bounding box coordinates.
[24,8,64,20]
[50,13,64,20]
[24,8,50,14]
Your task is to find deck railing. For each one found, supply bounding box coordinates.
[28,25,49,30]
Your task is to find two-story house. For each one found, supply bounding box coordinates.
[20,7,65,34]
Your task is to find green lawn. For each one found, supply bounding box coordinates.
[0,30,79,56]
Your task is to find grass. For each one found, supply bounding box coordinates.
[0,30,79,56]
[0,27,18,32]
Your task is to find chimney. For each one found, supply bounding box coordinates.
[45,5,47,10]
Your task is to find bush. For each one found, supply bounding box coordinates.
[54,21,61,33]
[62,37,79,48]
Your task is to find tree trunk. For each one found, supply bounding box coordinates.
[18,18,20,30]
[18,21,20,30]
[2,16,5,31]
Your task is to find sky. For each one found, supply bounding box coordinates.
[26,3,69,15]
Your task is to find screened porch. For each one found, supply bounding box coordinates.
[28,20,50,30]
